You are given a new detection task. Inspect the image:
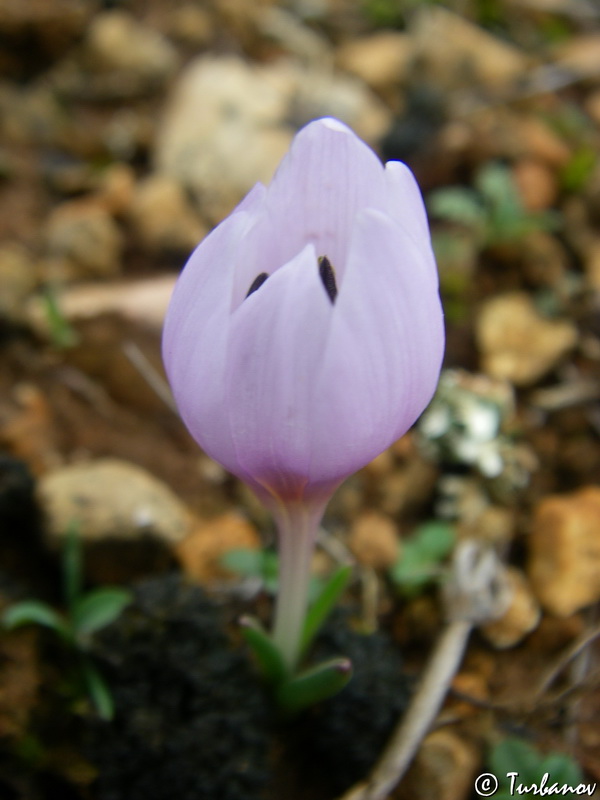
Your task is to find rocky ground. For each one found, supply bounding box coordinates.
[1,1,600,799]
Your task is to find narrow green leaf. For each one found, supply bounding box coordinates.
[301,565,352,656]
[73,588,132,637]
[428,188,486,229]
[63,521,83,612]
[240,615,287,684]
[540,754,582,787]
[277,657,352,713]
[2,601,71,639]
[390,522,455,596]
[80,657,114,720]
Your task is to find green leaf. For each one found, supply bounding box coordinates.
[301,565,352,657]
[428,188,486,229]
[541,753,582,787]
[389,522,455,596]
[490,738,584,800]
[276,657,352,713]
[73,588,132,637]
[63,521,83,612]
[80,657,114,720]
[42,288,79,349]
[222,548,325,601]
[221,548,280,594]
[240,615,287,684]
[491,737,542,781]
[2,601,71,639]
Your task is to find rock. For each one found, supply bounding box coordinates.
[43,201,123,281]
[155,55,390,222]
[396,729,479,800]
[336,31,414,98]
[515,117,572,168]
[26,275,176,338]
[528,487,600,617]
[38,459,194,583]
[552,34,600,79]
[167,4,214,48]
[0,384,62,475]
[476,292,578,386]
[409,5,531,92]
[258,6,331,64]
[0,243,38,323]
[513,159,558,212]
[84,10,179,88]
[479,567,541,648]
[348,511,399,569]
[586,90,600,127]
[175,513,261,584]
[287,61,391,144]
[128,174,206,254]
[583,238,600,290]
[155,56,292,222]
[95,164,136,217]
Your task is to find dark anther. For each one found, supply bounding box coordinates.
[245,272,269,298]
[318,256,338,304]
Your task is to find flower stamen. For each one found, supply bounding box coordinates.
[318,256,337,304]
[246,272,269,298]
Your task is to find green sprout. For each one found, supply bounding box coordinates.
[42,287,79,349]
[489,737,587,800]
[389,521,455,597]
[222,547,352,713]
[429,162,560,250]
[2,524,131,719]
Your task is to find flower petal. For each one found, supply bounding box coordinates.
[162,206,260,477]
[384,160,438,287]
[224,243,335,501]
[305,208,444,486]
[231,118,388,302]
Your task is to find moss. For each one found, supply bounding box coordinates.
[289,610,412,796]
[86,575,272,800]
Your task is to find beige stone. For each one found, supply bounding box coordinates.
[38,459,193,582]
[583,238,600,290]
[516,117,571,168]
[480,567,541,648]
[513,159,558,211]
[95,164,136,217]
[348,511,399,569]
[176,513,261,583]
[0,243,37,322]
[26,275,176,335]
[410,5,531,91]
[553,34,600,79]
[476,292,577,386]
[85,10,179,83]
[395,729,479,800]
[129,174,206,253]
[336,32,414,93]
[44,201,123,280]
[155,55,390,223]
[155,56,292,222]
[528,487,600,617]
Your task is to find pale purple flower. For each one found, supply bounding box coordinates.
[163,118,444,669]
[163,117,444,508]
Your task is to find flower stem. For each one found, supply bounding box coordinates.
[272,502,323,673]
